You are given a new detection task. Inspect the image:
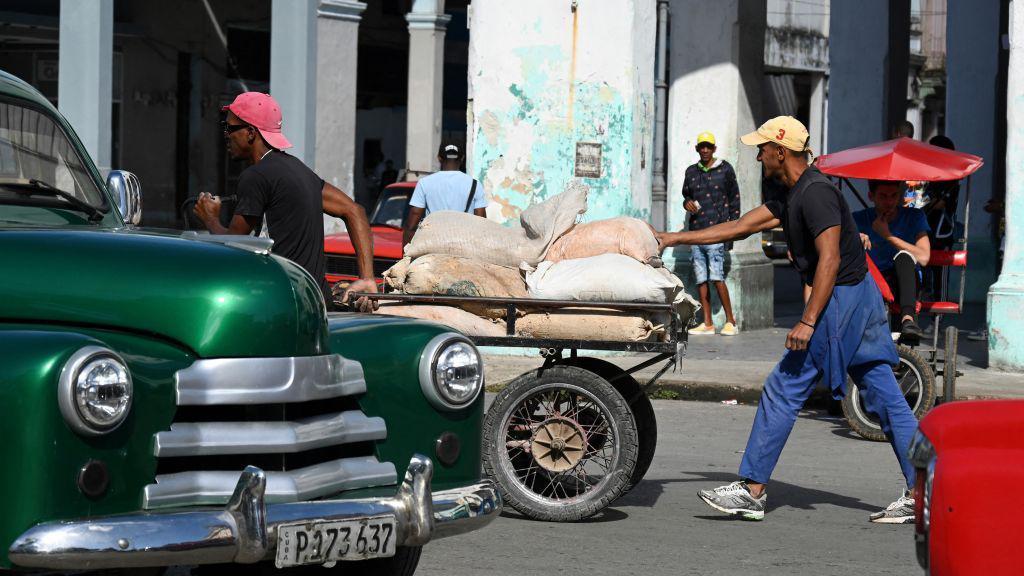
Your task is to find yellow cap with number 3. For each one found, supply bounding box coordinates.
[696,131,716,146]
[740,116,812,155]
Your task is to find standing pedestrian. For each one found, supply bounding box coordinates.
[193,92,378,312]
[681,131,740,336]
[402,142,488,248]
[658,116,918,523]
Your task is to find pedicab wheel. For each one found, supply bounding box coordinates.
[842,345,936,442]
[942,326,958,403]
[555,357,657,496]
[482,365,638,522]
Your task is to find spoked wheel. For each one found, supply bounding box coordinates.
[842,345,936,442]
[482,366,638,522]
[555,357,657,495]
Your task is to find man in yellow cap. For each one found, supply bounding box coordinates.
[682,131,740,336]
[658,116,918,524]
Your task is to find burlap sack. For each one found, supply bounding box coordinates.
[521,254,700,325]
[545,217,662,266]
[377,304,507,337]
[383,255,527,318]
[515,309,657,342]
[404,181,588,267]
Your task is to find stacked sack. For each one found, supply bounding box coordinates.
[378,181,589,336]
[380,180,699,341]
[516,219,698,342]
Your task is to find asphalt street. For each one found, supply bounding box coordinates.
[418,399,922,576]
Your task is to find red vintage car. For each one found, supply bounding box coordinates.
[910,400,1024,574]
[323,182,412,286]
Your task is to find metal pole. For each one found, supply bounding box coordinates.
[650,0,670,231]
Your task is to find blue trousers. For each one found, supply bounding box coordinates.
[738,275,919,489]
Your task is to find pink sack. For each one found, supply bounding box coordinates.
[545,217,662,266]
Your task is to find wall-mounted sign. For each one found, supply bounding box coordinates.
[574,142,602,178]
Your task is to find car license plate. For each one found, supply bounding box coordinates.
[274,516,396,568]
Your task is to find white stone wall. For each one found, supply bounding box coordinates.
[468,0,656,224]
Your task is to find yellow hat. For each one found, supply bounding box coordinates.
[696,131,716,146]
[740,116,812,154]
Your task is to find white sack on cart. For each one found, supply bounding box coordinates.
[377,304,507,337]
[523,254,700,328]
[403,180,588,267]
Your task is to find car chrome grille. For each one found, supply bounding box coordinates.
[326,254,399,278]
[145,354,396,509]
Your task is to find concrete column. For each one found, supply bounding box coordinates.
[58,0,113,172]
[808,73,826,155]
[271,0,318,167]
[828,0,910,153]
[989,0,1023,371]
[666,0,773,330]
[947,0,1004,303]
[405,0,450,175]
[316,1,365,234]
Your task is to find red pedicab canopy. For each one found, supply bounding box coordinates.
[815,137,984,182]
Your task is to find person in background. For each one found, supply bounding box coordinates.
[852,180,931,343]
[193,92,378,312]
[402,142,487,248]
[681,131,740,336]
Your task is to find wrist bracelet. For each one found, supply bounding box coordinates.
[800,320,816,329]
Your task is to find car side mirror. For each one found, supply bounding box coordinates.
[106,170,142,226]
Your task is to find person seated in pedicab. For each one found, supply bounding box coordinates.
[852,180,931,343]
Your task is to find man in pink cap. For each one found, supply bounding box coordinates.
[194,92,377,312]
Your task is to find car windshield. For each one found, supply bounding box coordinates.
[0,100,107,213]
[371,190,411,228]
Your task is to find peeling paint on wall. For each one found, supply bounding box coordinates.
[468,1,655,226]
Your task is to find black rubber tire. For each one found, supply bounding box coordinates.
[482,365,638,522]
[246,546,422,576]
[943,326,958,403]
[553,358,657,495]
[842,345,936,442]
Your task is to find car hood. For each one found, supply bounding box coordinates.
[0,229,329,358]
[325,226,405,259]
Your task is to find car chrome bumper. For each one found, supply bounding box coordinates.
[9,455,500,570]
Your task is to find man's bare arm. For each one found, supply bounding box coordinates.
[803,226,841,327]
[658,205,780,248]
[886,231,932,267]
[403,206,426,249]
[194,193,258,235]
[322,183,375,282]
[473,207,487,217]
[786,226,841,351]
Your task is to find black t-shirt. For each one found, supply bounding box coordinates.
[764,166,867,286]
[234,151,329,298]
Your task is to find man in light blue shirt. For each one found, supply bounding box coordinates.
[403,142,487,247]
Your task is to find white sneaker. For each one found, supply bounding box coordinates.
[720,322,739,336]
[688,323,715,335]
[698,481,766,521]
[869,490,915,524]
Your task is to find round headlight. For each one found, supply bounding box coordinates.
[419,334,483,410]
[59,347,133,436]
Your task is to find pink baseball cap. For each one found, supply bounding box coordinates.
[222,92,293,150]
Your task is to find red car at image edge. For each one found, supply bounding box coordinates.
[910,399,1024,574]
[323,182,413,287]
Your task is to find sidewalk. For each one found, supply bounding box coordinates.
[482,321,1024,404]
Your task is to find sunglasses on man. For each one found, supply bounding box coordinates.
[221,121,250,135]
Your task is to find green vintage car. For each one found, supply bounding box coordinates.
[0,70,499,574]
